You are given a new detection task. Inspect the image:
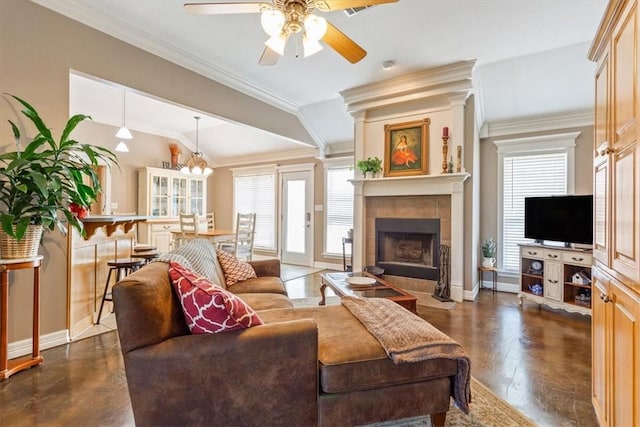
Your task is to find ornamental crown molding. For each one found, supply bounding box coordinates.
[481,109,593,138]
[340,60,476,115]
[32,0,298,114]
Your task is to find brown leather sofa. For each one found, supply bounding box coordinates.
[113,241,459,426]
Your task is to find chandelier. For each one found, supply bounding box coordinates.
[261,0,328,57]
[180,116,213,176]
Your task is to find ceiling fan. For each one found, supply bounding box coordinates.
[184,0,398,65]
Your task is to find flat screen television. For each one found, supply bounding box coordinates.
[524,195,593,246]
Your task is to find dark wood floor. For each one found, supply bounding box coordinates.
[0,271,596,427]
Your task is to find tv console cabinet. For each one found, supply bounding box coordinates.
[518,244,592,315]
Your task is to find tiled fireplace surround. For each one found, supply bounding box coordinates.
[366,195,450,293]
[352,174,469,302]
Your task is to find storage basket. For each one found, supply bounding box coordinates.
[0,225,43,259]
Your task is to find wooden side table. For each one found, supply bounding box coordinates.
[1,256,44,381]
[478,266,498,293]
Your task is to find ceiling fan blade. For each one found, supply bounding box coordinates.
[316,0,398,11]
[322,22,367,64]
[258,46,280,66]
[184,2,267,15]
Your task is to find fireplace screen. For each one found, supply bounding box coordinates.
[381,234,433,265]
[375,218,440,280]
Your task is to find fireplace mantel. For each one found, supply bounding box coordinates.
[351,172,470,302]
[352,173,470,197]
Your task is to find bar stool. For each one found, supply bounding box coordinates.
[131,250,160,265]
[96,258,145,324]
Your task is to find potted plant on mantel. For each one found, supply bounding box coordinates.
[0,94,118,259]
[356,156,383,178]
[481,238,497,268]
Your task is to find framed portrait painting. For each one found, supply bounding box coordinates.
[383,118,430,177]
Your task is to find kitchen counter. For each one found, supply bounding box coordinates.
[80,215,149,239]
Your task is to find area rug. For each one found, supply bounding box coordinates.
[364,376,537,427]
[412,291,457,311]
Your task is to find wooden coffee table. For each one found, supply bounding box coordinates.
[320,271,417,314]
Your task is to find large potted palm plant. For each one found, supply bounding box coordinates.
[0,94,118,258]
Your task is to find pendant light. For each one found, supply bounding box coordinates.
[115,90,133,140]
[115,141,130,152]
[180,116,213,176]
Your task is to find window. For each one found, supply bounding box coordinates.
[232,166,276,250]
[324,158,354,256]
[495,132,579,273]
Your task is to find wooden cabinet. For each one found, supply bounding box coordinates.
[591,269,609,426]
[137,167,208,251]
[593,46,610,267]
[591,268,640,427]
[589,1,640,424]
[518,245,592,315]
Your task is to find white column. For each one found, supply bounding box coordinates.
[352,111,366,272]
[449,93,469,173]
[449,180,465,302]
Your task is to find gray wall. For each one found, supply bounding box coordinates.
[0,0,310,341]
[479,125,594,285]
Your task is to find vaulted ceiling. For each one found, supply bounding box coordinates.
[36,0,608,165]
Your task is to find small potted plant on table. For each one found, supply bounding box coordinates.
[0,94,118,258]
[481,238,497,268]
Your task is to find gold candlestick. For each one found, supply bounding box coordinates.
[441,136,450,174]
[456,145,462,173]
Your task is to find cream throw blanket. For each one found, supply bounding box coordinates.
[341,296,471,414]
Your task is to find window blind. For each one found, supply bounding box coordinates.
[325,166,354,255]
[234,174,276,250]
[502,152,567,272]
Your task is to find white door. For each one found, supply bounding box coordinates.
[281,171,313,266]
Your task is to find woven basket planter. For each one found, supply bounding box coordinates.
[0,225,43,259]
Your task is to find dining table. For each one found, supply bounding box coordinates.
[170,228,235,247]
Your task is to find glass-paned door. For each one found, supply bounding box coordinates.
[171,176,188,217]
[190,178,205,216]
[281,170,313,266]
[151,175,169,217]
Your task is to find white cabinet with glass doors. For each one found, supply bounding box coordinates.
[138,167,207,251]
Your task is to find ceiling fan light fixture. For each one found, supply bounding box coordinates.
[304,14,327,41]
[261,9,285,36]
[265,34,287,56]
[303,36,323,57]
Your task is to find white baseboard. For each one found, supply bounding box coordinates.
[464,282,481,301]
[464,280,519,301]
[8,329,69,359]
[478,279,520,294]
[496,281,520,293]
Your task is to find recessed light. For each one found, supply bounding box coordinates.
[382,60,395,70]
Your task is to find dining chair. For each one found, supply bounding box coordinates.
[219,213,256,261]
[174,212,199,248]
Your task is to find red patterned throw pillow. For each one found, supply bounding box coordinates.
[168,261,262,334]
[216,249,257,287]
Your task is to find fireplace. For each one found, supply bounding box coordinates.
[375,218,440,280]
